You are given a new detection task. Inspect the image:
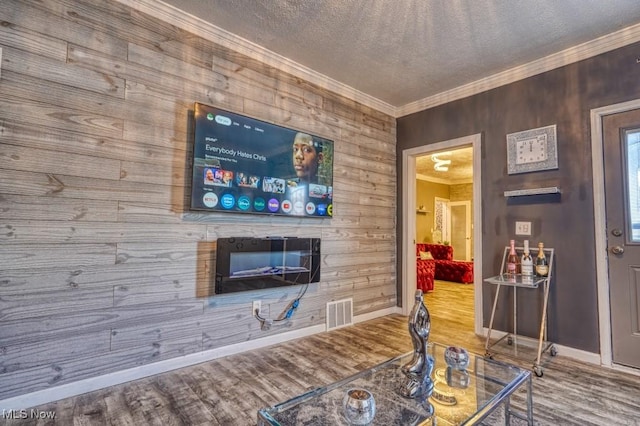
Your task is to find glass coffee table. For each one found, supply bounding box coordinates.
[258,342,533,425]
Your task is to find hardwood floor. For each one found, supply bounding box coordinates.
[6,281,640,425]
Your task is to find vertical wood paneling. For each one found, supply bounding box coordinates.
[0,0,396,401]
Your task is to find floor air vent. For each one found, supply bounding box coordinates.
[326,298,353,331]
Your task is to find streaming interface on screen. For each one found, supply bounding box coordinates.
[190,103,334,218]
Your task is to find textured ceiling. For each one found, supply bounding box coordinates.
[160,0,640,110]
[416,147,474,184]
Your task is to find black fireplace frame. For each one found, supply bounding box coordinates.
[214,237,321,295]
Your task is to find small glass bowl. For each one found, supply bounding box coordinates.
[444,346,470,370]
[343,388,376,425]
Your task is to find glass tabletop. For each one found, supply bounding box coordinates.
[484,274,547,289]
[257,342,531,425]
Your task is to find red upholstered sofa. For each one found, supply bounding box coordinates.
[416,255,436,292]
[416,243,474,291]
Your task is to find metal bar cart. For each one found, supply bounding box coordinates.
[484,246,556,377]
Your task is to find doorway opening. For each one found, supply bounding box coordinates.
[402,134,483,336]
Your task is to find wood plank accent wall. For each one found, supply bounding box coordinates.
[0,0,397,400]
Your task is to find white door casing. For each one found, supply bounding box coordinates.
[591,98,640,370]
[402,134,483,336]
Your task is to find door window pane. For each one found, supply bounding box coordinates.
[626,129,640,242]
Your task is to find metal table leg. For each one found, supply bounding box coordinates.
[485,283,502,357]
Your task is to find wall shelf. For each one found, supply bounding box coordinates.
[416,209,430,214]
[503,186,560,198]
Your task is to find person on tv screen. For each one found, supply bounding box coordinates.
[292,132,323,184]
[204,168,215,184]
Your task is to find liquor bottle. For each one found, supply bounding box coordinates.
[506,239,520,275]
[535,242,549,277]
[521,240,533,277]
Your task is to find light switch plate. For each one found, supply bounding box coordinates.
[515,221,532,236]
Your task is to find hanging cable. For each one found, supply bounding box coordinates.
[254,283,309,323]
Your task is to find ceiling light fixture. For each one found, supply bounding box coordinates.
[431,153,452,172]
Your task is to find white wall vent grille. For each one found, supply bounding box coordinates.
[326,298,353,331]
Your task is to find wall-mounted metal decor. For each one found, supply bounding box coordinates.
[507,124,558,174]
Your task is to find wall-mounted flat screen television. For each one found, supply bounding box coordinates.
[190,103,334,218]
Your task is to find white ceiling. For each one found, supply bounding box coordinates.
[159,0,640,115]
[416,147,474,184]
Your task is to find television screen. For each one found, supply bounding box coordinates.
[190,103,334,218]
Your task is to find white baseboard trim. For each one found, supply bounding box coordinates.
[551,344,601,365]
[481,328,601,365]
[354,306,403,323]
[1,306,402,410]
[0,323,325,411]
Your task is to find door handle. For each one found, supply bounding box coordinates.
[610,245,625,255]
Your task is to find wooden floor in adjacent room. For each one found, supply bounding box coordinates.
[7,281,640,425]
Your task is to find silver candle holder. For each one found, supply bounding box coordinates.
[343,388,376,425]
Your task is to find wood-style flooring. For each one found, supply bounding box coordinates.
[6,281,640,425]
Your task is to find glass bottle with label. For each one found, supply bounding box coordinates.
[535,242,549,277]
[521,240,534,277]
[506,239,520,275]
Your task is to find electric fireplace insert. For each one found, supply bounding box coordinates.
[214,237,321,294]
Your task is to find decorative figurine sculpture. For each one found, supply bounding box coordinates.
[399,290,435,399]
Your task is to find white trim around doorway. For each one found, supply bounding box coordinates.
[402,133,483,336]
[590,98,640,368]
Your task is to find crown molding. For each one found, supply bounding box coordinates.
[416,173,472,186]
[115,0,397,117]
[117,1,640,119]
[397,22,640,117]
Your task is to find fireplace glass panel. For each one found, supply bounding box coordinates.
[229,251,311,278]
[215,237,320,294]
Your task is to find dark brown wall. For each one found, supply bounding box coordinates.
[397,41,640,353]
